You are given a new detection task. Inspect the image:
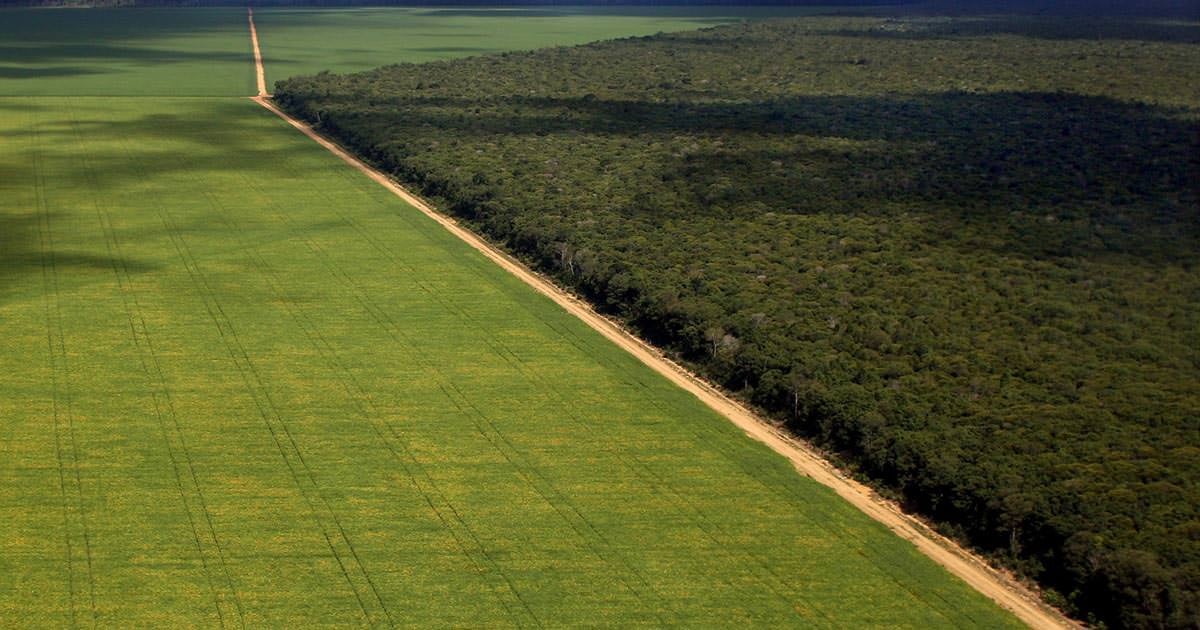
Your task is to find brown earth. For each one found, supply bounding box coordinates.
[248,8,267,97]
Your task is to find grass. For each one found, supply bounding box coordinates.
[0,6,857,97]
[0,9,254,96]
[0,95,1022,626]
[0,7,1023,627]
[253,6,829,88]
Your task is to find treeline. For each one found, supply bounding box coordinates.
[274,17,1200,629]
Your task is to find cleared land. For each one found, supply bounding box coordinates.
[0,95,1021,627]
[0,8,253,96]
[0,6,822,97]
[252,6,821,87]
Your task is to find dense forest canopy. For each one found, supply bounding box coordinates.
[275,16,1200,629]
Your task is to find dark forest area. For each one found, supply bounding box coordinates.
[275,17,1200,629]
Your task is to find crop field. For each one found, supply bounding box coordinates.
[0,9,253,96]
[0,6,821,96]
[252,6,825,86]
[0,8,1022,628]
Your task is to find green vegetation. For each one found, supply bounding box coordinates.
[275,16,1200,628]
[253,6,825,87]
[0,8,253,96]
[0,5,829,96]
[0,8,1022,625]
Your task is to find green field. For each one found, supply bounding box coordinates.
[0,9,253,96]
[0,8,1021,627]
[0,6,821,96]
[253,6,826,88]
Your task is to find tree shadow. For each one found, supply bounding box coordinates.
[0,99,311,303]
[0,7,246,46]
[0,211,159,305]
[0,7,291,93]
[0,65,107,80]
[0,43,262,66]
[1,100,304,191]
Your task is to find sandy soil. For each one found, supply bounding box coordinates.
[246,11,1074,628]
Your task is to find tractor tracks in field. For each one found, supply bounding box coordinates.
[127,127,393,627]
[199,158,540,628]
[244,10,1073,630]
[69,101,247,629]
[30,108,98,628]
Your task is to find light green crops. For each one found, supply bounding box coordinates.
[0,8,1021,627]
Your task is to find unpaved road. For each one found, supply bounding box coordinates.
[248,8,267,97]
[246,10,1074,629]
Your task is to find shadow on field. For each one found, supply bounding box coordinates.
[0,7,245,45]
[0,65,107,80]
[0,211,159,303]
[0,43,264,68]
[0,12,290,93]
[0,99,309,301]
[2,100,298,189]
[299,89,1199,263]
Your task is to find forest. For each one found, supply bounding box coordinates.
[274,16,1200,629]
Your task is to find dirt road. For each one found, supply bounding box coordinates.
[246,13,1074,630]
[248,8,267,97]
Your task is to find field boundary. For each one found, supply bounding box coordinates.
[253,94,1074,630]
[245,11,1072,629]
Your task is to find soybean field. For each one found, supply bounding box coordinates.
[0,7,1028,628]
